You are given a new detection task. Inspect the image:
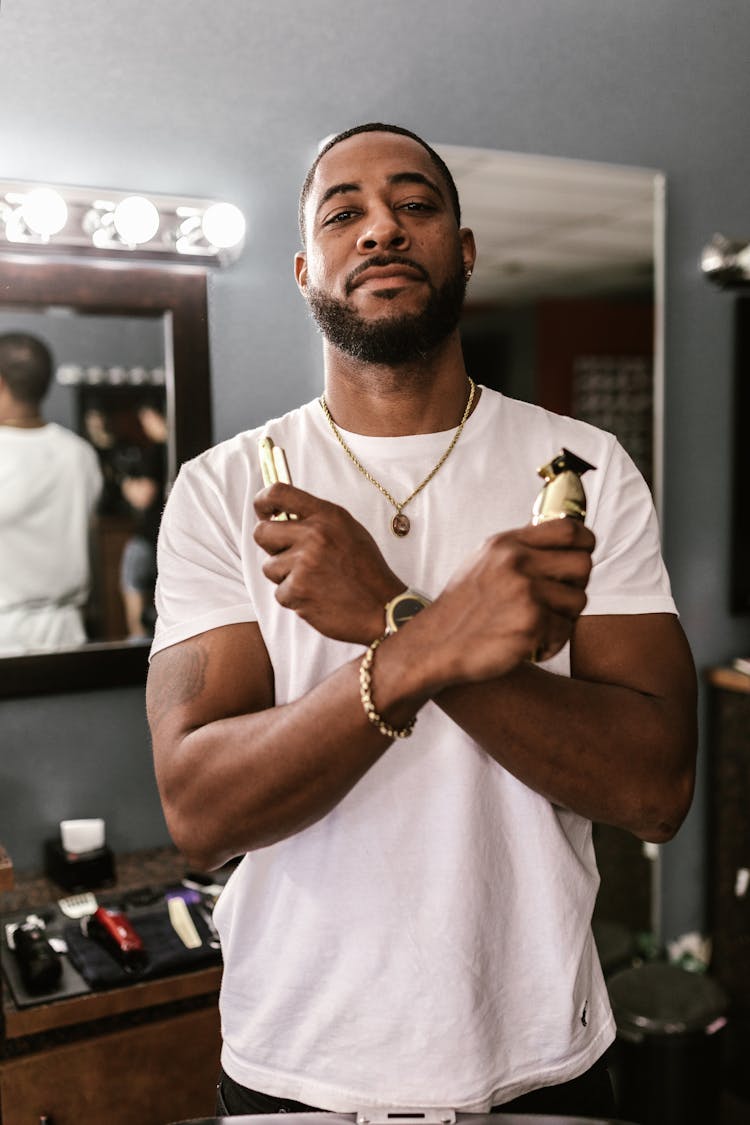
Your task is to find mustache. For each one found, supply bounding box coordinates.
[344,254,430,295]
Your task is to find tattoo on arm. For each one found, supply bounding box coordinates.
[147,642,208,733]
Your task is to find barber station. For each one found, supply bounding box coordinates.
[2,4,749,1125]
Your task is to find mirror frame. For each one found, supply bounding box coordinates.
[0,256,212,697]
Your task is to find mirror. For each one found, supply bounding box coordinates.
[0,258,212,696]
[439,145,665,940]
[441,145,664,518]
[0,305,167,650]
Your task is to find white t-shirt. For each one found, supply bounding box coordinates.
[152,387,675,1110]
[0,423,102,654]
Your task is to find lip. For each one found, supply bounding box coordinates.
[350,264,425,290]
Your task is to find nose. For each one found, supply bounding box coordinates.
[356,207,409,254]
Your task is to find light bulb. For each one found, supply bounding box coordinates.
[21,188,68,236]
[113,196,160,245]
[201,202,245,249]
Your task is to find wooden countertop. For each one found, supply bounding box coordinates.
[0,847,12,893]
[3,962,222,1038]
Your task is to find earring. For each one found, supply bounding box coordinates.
[464,266,473,281]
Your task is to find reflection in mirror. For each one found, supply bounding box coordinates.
[0,259,212,696]
[439,145,664,516]
[0,307,167,652]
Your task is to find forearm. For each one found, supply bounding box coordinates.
[154,507,696,862]
[156,656,416,868]
[436,664,695,841]
[366,605,697,844]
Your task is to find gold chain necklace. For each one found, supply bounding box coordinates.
[319,377,476,537]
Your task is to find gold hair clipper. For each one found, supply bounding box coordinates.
[258,436,297,520]
[531,448,596,524]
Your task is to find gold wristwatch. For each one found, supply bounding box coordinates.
[384,588,432,634]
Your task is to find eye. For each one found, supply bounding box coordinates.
[398,199,436,213]
[323,209,359,226]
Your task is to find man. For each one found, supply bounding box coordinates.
[119,404,168,639]
[0,333,102,654]
[147,124,696,1118]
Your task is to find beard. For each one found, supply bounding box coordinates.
[305,251,467,366]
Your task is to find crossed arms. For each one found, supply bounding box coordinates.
[147,482,697,870]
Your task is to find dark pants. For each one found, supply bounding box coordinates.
[216,1053,616,1118]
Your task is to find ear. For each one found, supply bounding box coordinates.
[460,227,477,277]
[294,250,308,294]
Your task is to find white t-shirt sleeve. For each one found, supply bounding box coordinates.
[584,436,676,616]
[150,458,256,657]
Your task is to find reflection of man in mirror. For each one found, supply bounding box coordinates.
[0,333,102,654]
[119,404,167,639]
[148,125,697,1118]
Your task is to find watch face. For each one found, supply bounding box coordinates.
[389,594,428,630]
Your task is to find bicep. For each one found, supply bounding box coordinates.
[571,613,697,711]
[146,621,275,751]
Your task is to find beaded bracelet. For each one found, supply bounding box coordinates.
[359,634,416,740]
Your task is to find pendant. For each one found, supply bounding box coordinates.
[391,513,411,537]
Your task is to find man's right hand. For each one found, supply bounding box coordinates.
[254,482,404,644]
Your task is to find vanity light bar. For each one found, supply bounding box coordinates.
[0,180,246,265]
[56,364,166,387]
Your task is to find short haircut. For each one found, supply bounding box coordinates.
[0,333,53,406]
[298,122,462,244]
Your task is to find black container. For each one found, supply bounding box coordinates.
[43,838,115,892]
[607,961,728,1125]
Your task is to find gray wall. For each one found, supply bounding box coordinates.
[2,0,748,939]
[2,687,169,863]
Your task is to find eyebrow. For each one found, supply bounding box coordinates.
[315,171,445,216]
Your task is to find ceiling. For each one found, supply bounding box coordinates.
[436,144,659,305]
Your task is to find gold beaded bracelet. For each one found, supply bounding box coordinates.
[359,634,416,740]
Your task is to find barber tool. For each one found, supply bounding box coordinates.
[58,891,99,919]
[180,876,223,949]
[166,894,203,949]
[182,872,226,899]
[166,886,202,907]
[531,448,596,524]
[82,905,147,972]
[6,914,63,994]
[258,435,297,520]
